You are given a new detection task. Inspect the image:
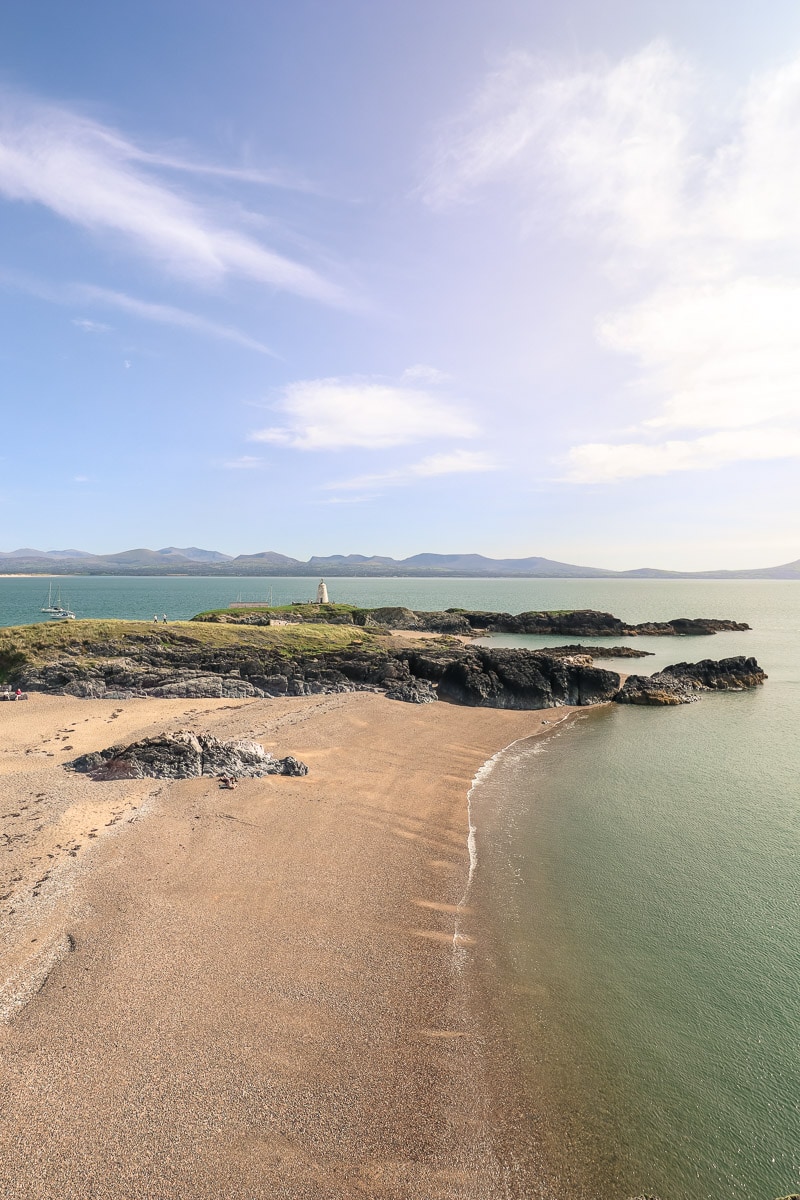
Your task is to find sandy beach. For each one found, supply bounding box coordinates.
[0,690,573,1199]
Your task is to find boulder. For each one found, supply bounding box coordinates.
[67,731,308,780]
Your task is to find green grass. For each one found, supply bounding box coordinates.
[193,602,364,622]
[0,618,379,679]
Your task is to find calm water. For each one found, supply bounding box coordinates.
[469,581,800,1199]
[1,575,798,1197]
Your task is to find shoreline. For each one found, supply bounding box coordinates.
[0,690,577,1198]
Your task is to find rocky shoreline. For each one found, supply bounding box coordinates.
[1,612,766,710]
[201,602,751,639]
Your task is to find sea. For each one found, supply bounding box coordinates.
[1,575,798,1199]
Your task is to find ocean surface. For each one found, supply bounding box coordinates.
[1,575,798,1198]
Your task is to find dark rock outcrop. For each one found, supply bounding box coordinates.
[615,656,767,706]
[539,643,654,659]
[614,675,699,706]
[198,605,750,638]
[660,656,767,690]
[384,679,438,704]
[68,731,308,780]
[404,646,622,710]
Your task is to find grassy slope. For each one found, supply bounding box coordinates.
[0,619,379,681]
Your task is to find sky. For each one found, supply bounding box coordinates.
[1,0,799,570]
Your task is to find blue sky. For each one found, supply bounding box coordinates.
[2,0,799,569]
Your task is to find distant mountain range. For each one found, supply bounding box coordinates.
[1,547,799,579]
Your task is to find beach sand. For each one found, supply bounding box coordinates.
[0,691,573,1199]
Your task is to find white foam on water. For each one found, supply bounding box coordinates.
[452,713,572,960]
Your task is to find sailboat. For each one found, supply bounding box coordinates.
[40,583,76,620]
[41,582,62,613]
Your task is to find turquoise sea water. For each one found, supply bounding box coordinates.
[1,576,797,1197]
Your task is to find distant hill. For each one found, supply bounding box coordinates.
[1,547,798,578]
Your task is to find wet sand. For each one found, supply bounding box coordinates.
[0,691,572,1199]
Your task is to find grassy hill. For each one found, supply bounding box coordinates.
[0,618,378,683]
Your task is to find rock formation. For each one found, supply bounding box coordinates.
[539,643,653,659]
[8,624,765,713]
[615,656,767,706]
[199,605,750,638]
[68,731,308,780]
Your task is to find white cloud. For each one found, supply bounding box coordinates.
[563,429,800,482]
[422,44,800,482]
[72,474,90,483]
[325,448,498,491]
[419,41,695,251]
[251,376,478,450]
[0,92,343,304]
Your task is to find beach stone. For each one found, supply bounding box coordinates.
[67,731,309,780]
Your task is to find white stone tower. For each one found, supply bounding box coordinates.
[316,579,329,604]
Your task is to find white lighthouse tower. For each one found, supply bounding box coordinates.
[316,579,329,604]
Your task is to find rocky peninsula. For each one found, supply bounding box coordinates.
[0,609,764,710]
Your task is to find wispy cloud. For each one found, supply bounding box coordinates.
[72,317,110,333]
[251,375,478,450]
[1,269,274,354]
[78,285,276,355]
[325,448,498,491]
[222,455,263,470]
[423,44,800,481]
[0,91,343,304]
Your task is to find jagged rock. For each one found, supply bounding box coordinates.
[660,656,767,690]
[616,656,767,706]
[614,675,699,706]
[384,679,438,704]
[67,731,308,780]
[539,643,654,659]
[408,647,621,709]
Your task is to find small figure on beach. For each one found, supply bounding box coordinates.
[219,774,239,790]
[153,615,159,623]
[162,614,168,623]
